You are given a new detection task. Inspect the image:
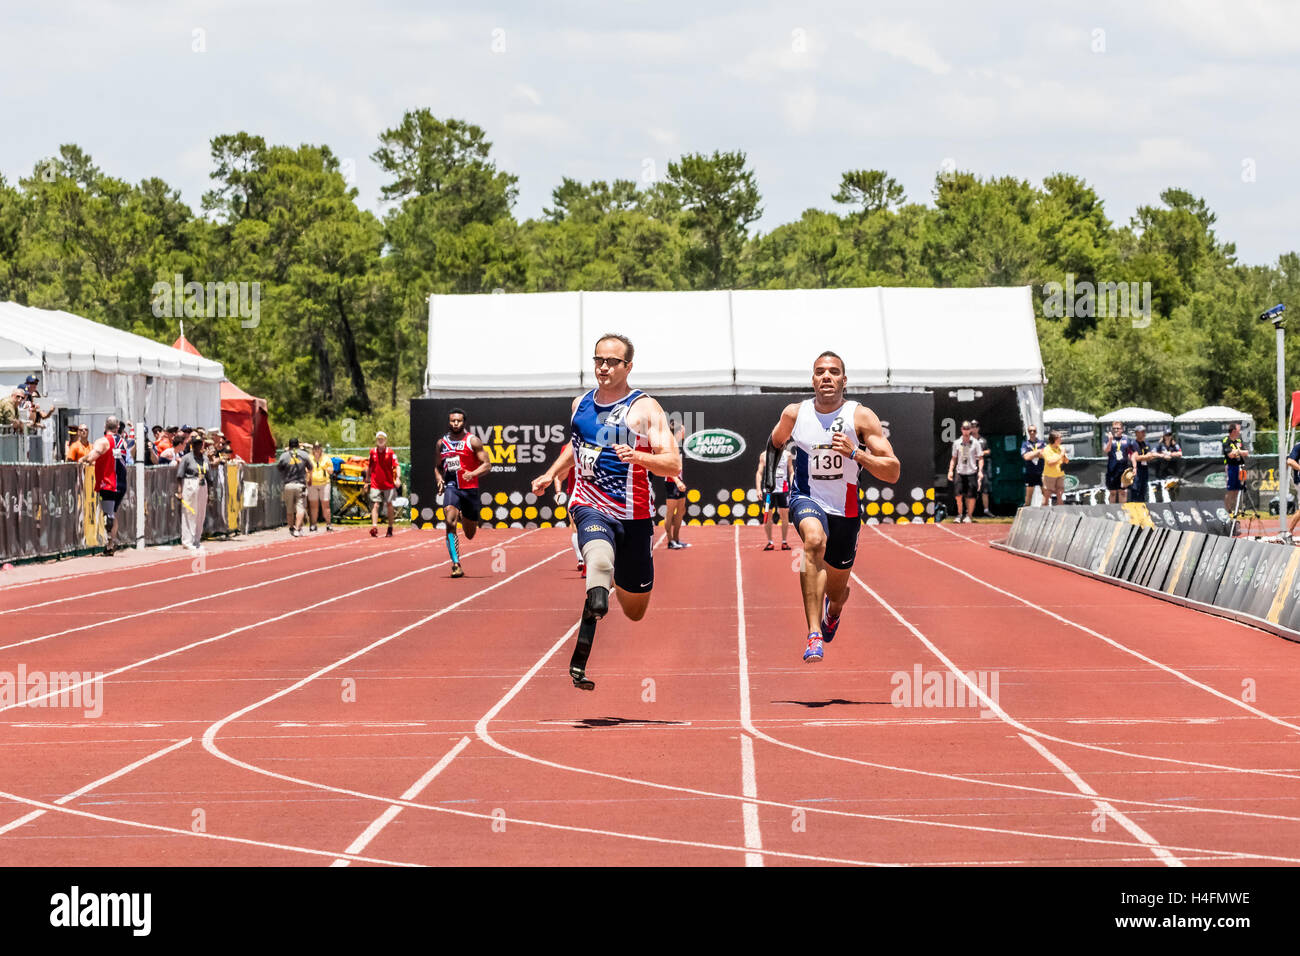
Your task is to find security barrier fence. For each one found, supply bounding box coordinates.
[0,462,292,564]
[995,504,1300,642]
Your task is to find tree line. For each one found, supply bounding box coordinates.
[1,108,1297,436]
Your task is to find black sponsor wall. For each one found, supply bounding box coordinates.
[410,392,934,529]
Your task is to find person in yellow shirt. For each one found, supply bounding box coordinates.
[307,441,335,532]
[1041,431,1070,506]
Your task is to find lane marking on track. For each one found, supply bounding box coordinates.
[0,737,192,837]
[872,524,1300,777]
[733,526,764,866]
[846,566,1184,866]
[330,735,472,867]
[1017,733,1182,866]
[191,524,1300,864]
[0,537,432,653]
[730,527,1300,852]
[0,535,361,615]
[0,529,370,592]
[0,785,420,866]
[0,530,539,714]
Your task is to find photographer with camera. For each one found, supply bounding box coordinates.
[1223,423,1248,514]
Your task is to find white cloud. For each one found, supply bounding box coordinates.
[1097,137,1215,174]
[855,22,951,75]
[513,84,543,106]
[1140,0,1300,56]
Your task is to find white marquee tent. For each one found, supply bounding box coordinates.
[0,302,224,455]
[426,286,1046,423]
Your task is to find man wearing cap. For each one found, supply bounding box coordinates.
[276,438,310,537]
[1020,425,1046,506]
[1222,423,1248,514]
[14,375,54,432]
[1103,421,1134,504]
[1128,425,1155,504]
[366,431,400,538]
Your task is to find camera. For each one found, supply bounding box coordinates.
[1259,303,1286,324]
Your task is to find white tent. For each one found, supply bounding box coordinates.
[1175,404,1255,452]
[1099,406,1174,435]
[0,302,223,456]
[426,286,1044,401]
[1043,407,1097,423]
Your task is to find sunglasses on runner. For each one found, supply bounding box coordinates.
[592,356,629,368]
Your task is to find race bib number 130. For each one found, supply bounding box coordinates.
[810,445,844,480]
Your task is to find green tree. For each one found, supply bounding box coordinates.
[666,150,762,289]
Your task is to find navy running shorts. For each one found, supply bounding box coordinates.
[444,483,481,522]
[572,505,655,594]
[787,494,860,571]
[663,479,685,500]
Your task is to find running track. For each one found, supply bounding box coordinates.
[1,521,1299,867]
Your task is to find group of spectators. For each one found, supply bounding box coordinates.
[1,375,54,432]
[273,432,401,538]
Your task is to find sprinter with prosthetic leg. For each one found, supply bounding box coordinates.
[531,333,682,690]
[765,351,900,663]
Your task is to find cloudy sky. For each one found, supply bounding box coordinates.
[3,0,1297,264]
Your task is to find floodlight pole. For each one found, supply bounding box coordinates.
[1277,321,1287,537]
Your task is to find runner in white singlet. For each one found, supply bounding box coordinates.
[764,350,900,664]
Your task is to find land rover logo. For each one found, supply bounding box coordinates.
[684,428,747,463]
[1205,472,1228,489]
[1064,475,1080,491]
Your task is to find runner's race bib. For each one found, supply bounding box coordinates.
[576,441,601,480]
[444,454,459,474]
[809,444,845,480]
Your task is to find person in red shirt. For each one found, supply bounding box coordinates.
[365,431,401,538]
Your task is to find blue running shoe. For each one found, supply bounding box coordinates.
[803,634,824,663]
[821,596,841,643]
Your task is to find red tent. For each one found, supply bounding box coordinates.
[173,336,277,463]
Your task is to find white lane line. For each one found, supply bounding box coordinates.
[0,531,538,714]
[0,737,192,836]
[1,536,360,615]
[1017,733,1183,867]
[0,785,420,866]
[733,525,763,866]
[330,735,472,867]
[870,525,1300,778]
[192,528,1300,865]
[0,537,430,652]
[848,568,1183,866]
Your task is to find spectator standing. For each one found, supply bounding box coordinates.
[66,425,92,462]
[1222,423,1248,514]
[1102,421,1133,504]
[307,441,335,532]
[1020,426,1046,506]
[174,437,213,551]
[1129,425,1155,503]
[277,438,310,537]
[1041,431,1070,505]
[366,431,400,538]
[663,422,689,550]
[948,421,981,523]
[970,419,994,517]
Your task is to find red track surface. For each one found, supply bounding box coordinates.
[2,521,1299,866]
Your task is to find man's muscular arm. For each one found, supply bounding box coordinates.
[835,405,900,484]
[614,397,681,478]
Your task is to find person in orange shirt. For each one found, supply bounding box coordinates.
[66,425,92,462]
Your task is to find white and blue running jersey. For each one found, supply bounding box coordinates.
[569,389,655,520]
[788,399,860,518]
